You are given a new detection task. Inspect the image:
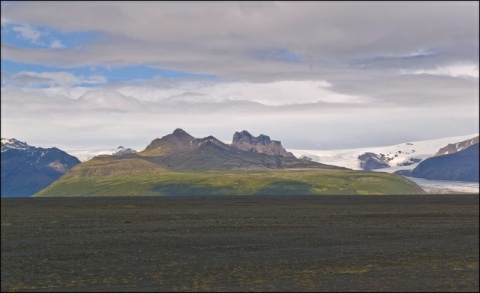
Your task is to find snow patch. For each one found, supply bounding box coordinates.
[1,138,16,145]
[1,138,30,152]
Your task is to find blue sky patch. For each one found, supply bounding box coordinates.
[1,21,216,85]
[1,21,101,49]
[1,60,216,85]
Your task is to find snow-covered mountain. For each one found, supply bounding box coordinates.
[1,138,30,152]
[289,133,479,173]
[1,138,81,197]
[67,147,140,162]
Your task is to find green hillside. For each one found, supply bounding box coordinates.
[34,169,424,197]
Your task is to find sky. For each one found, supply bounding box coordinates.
[1,1,479,151]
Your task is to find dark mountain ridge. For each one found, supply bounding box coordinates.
[1,138,80,197]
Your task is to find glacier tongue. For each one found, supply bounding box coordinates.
[289,133,478,171]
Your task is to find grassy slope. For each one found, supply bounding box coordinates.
[34,169,424,197]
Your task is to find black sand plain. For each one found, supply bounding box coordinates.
[1,195,479,292]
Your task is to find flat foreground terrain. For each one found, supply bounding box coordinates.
[2,195,479,292]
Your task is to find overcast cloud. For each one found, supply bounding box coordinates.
[1,1,478,151]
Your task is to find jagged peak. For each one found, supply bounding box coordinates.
[238,130,252,136]
[231,131,295,158]
[172,128,190,136]
[1,138,31,152]
[232,130,272,145]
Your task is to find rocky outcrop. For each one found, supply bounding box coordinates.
[113,146,137,157]
[358,152,391,170]
[299,155,312,161]
[231,130,295,157]
[435,136,479,156]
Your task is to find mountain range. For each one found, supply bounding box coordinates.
[134,128,330,171]
[5,131,476,197]
[33,129,422,196]
[1,138,80,197]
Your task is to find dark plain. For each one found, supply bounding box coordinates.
[2,195,479,292]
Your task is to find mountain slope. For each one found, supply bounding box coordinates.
[34,169,424,197]
[1,138,81,197]
[63,155,168,178]
[404,143,479,182]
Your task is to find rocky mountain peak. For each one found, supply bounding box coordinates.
[434,136,479,156]
[1,138,30,152]
[141,129,196,155]
[172,128,189,137]
[232,130,273,145]
[358,152,391,170]
[231,130,295,158]
[113,146,137,157]
[232,130,252,143]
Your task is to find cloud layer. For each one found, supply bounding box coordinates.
[1,2,478,150]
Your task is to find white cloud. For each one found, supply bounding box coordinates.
[1,79,478,150]
[408,64,479,79]
[2,2,478,80]
[50,38,65,49]
[1,2,478,150]
[11,24,44,44]
[114,80,369,106]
